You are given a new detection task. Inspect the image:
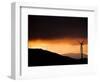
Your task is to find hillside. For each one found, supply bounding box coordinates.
[28,48,88,66]
[63,53,87,59]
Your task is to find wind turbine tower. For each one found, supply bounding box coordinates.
[80,40,84,60]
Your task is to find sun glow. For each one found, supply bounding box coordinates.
[28,39,87,55]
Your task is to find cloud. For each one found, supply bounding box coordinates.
[28,15,88,40]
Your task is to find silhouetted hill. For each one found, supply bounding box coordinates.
[63,53,87,59]
[28,48,88,66]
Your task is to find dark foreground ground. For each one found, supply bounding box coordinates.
[28,48,88,67]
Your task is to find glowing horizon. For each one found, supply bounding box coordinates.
[28,39,87,56]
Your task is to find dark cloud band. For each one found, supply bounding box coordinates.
[28,15,88,40]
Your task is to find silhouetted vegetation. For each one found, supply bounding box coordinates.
[28,48,88,67]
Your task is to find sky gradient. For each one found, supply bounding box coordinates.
[28,15,88,57]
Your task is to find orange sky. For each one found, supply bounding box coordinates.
[28,38,87,55]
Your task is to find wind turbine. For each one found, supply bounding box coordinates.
[79,40,84,60]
